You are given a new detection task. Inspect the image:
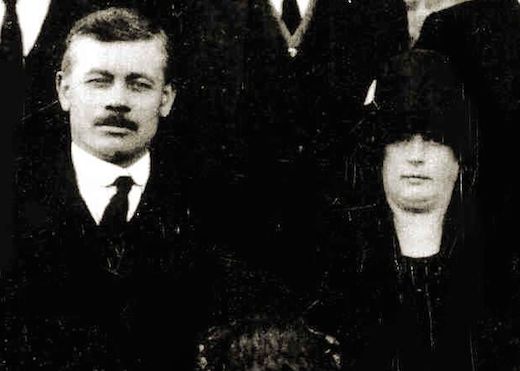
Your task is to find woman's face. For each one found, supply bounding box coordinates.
[382,134,460,213]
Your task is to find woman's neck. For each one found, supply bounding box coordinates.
[389,203,448,258]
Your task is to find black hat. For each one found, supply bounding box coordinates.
[363,49,474,160]
[344,50,477,204]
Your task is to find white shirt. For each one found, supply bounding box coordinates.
[269,0,311,17]
[0,0,51,56]
[71,143,151,225]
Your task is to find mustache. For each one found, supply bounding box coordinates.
[94,115,138,131]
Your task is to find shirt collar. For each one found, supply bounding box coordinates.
[71,142,151,188]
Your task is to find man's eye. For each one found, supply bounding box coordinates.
[129,81,153,91]
[86,78,111,87]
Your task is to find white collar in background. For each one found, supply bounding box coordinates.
[0,0,51,56]
[71,142,151,224]
[269,0,311,17]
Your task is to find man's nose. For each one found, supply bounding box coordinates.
[407,134,426,166]
[105,82,131,113]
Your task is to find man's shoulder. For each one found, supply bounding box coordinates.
[423,0,512,24]
[417,0,516,50]
[135,144,199,220]
[326,0,407,20]
[15,148,81,229]
[148,143,194,193]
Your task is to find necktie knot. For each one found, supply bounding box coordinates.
[113,176,134,194]
[100,176,134,226]
[3,0,16,11]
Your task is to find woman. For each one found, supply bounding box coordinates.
[310,50,481,370]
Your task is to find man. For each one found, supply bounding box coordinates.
[12,8,213,369]
[416,1,517,368]
[0,0,167,125]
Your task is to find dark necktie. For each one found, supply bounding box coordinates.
[100,176,134,227]
[282,0,301,34]
[1,0,23,67]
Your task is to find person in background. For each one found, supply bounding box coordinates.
[196,315,341,371]
[405,0,469,43]
[0,0,93,270]
[0,0,97,125]
[416,2,518,366]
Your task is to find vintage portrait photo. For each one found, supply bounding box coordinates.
[0,0,516,369]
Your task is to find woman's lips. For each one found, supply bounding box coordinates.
[401,174,431,180]
[401,174,432,184]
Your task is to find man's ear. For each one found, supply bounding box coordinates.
[159,83,176,118]
[56,71,71,112]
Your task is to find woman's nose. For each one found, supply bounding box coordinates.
[407,134,426,166]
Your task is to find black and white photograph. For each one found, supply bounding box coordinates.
[0,0,516,369]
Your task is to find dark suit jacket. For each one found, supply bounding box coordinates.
[19,0,93,122]
[176,0,409,297]
[2,0,94,263]
[12,140,215,370]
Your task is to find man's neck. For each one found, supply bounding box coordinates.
[73,142,148,169]
[107,150,148,169]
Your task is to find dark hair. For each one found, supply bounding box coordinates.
[345,50,478,204]
[196,316,341,371]
[61,7,173,81]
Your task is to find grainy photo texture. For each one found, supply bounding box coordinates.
[1,0,515,370]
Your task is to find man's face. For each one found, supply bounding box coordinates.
[382,134,459,213]
[57,36,175,166]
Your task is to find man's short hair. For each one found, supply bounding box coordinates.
[61,7,172,81]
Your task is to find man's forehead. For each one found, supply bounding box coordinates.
[67,36,167,73]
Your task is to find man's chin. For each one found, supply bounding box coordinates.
[95,147,146,167]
